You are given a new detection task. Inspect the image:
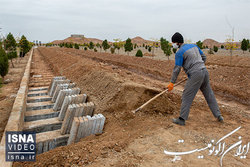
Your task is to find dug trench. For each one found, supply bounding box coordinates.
[15,48,250,167]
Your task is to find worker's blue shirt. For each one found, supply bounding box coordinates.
[170,44,206,83]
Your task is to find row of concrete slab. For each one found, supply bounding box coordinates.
[25,76,105,154]
[68,114,106,145]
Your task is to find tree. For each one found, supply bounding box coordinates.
[45,43,53,47]
[102,39,109,52]
[96,43,101,52]
[160,37,172,60]
[7,52,17,66]
[84,47,88,51]
[69,43,73,48]
[114,42,121,54]
[196,40,203,49]
[110,47,115,54]
[213,46,218,52]
[225,37,237,65]
[65,43,69,48]
[156,42,159,48]
[96,43,101,48]
[4,33,16,51]
[4,33,17,67]
[0,48,9,82]
[124,38,133,55]
[241,38,248,53]
[246,39,250,49]
[113,39,120,43]
[134,43,137,49]
[148,46,152,52]
[113,40,124,54]
[247,39,250,52]
[74,43,79,49]
[19,35,31,57]
[150,38,160,55]
[221,45,224,49]
[89,42,94,49]
[173,48,177,53]
[135,49,143,57]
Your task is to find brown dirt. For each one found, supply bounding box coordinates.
[54,47,249,105]
[131,36,153,45]
[203,39,222,48]
[144,53,155,57]
[0,55,30,140]
[206,54,250,68]
[15,47,250,167]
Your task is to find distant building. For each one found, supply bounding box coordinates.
[71,34,84,38]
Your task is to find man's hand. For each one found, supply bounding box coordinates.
[167,82,174,91]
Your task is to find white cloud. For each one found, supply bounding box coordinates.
[0,0,249,42]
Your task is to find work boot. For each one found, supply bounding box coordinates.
[172,117,185,126]
[217,115,224,123]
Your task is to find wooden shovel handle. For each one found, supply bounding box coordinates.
[133,78,187,113]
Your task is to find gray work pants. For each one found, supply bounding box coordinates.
[180,68,221,120]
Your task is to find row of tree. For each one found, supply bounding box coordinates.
[0,32,31,82]
[196,40,222,50]
[54,37,175,58]
[196,39,250,53]
[53,37,250,59]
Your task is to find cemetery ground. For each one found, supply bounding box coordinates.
[5,47,250,167]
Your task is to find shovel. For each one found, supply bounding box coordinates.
[132,78,187,114]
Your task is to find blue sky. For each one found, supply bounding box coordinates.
[0,0,249,43]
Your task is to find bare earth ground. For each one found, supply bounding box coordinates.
[15,47,249,167]
[0,55,30,140]
[56,47,249,106]
[96,46,250,61]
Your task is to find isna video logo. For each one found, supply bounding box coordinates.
[5,131,36,161]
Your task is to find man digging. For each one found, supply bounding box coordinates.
[167,32,224,126]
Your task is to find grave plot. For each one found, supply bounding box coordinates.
[25,76,106,154]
